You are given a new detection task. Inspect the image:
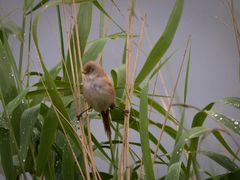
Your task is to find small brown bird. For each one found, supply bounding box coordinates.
[82,61,115,138]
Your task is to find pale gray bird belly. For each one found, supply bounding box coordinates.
[83,77,113,112]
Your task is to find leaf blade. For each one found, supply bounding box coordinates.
[206,110,240,136]
[135,0,184,85]
[20,105,40,161]
[139,83,155,180]
[202,150,238,171]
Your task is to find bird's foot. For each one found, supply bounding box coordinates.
[76,112,84,121]
[123,109,130,116]
[77,107,92,121]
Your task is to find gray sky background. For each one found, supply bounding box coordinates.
[0,0,240,178]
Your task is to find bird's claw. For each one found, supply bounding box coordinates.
[77,107,92,121]
[123,109,130,116]
[76,113,83,121]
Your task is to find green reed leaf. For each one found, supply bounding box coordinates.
[206,110,240,136]
[20,105,40,161]
[202,150,238,171]
[139,83,155,180]
[135,0,184,85]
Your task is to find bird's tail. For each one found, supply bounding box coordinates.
[101,110,111,139]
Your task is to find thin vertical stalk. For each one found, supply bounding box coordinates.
[67,19,77,96]
[60,5,74,94]
[132,14,146,88]
[56,5,65,60]
[98,1,113,65]
[158,73,177,120]
[86,113,101,179]
[131,14,146,178]
[99,0,105,38]
[126,1,134,178]
[119,0,136,179]
[72,2,100,179]
[229,0,240,78]
[144,26,177,125]
[104,2,113,36]
[61,3,90,179]
[71,4,91,179]
[152,37,191,163]
[26,12,33,88]
[19,0,27,78]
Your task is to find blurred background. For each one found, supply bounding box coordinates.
[1,0,240,178]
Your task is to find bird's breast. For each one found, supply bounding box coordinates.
[83,75,114,112]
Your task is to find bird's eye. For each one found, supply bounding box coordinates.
[90,67,94,72]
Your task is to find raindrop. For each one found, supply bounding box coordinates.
[45,5,48,8]
[234,121,239,125]
[219,117,223,120]
[214,114,218,117]
[56,160,60,166]
[184,138,188,142]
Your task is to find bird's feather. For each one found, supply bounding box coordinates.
[101,110,111,139]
